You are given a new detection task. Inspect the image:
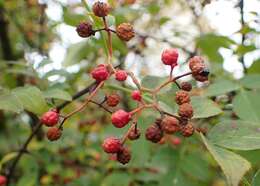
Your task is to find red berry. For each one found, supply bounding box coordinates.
[131,90,142,101]
[40,110,59,127]
[102,137,122,153]
[145,123,163,143]
[161,49,178,67]
[128,127,141,140]
[117,147,131,165]
[46,127,62,141]
[171,137,181,146]
[115,70,128,81]
[180,82,192,91]
[0,175,6,186]
[91,64,109,82]
[111,109,131,128]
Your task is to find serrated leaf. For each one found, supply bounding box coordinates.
[233,90,260,122]
[209,120,260,150]
[43,89,72,101]
[191,96,222,118]
[205,79,240,97]
[12,86,49,115]
[201,134,251,186]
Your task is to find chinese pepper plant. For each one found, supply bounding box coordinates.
[0,1,260,186]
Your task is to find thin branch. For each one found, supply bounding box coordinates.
[239,0,247,74]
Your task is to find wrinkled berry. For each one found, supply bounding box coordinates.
[106,93,121,107]
[161,116,180,134]
[46,127,62,141]
[76,22,94,38]
[181,123,194,137]
[128,126,141,140]
[115,70,128,81]
[116,23,135,41]
[178,103,193,119]
[91,64,109,82]
[161,49,178,67]
[131,90,142,101]
[117,147,131,165]
[189,56,205,75]
[92,1,110,17]
[111,109,131,128]
[145,123,163,143]
[175,90,190,105]
[41,110,59,127]
[180,82,192,91]
[102,137,121,153]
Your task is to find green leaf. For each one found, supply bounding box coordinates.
[205,79,240,97]
[12,86,49,115]
[201,134,251,186]
[141,75,167,90]
[236,45,256,56]
[196,34,235,63]
[209,120,260,150]
[0,152,18,171]
[63,7,87,26]
[248,59,260,74]
[191,96,222,118]
[240,74,260,89]
[43,89,72,101]
[0,91,23,113]
[233,90,260,122]
[252,169,260,186]
[101,172,131,186]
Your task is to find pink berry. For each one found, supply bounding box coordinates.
[131,90,142,101]
[91,64,109,82]
[40,110,59,127]
[115,70,128,81]
[161,48,178,67]
[0,175,6,186]
[111,109,131,128]
[171,137,181,146]
[102,137,121,153]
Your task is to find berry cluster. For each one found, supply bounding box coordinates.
[39,1,210,165]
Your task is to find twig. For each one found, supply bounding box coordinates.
[239,0,247,74]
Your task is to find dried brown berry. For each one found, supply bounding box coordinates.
[178,103,193,119]
[161,116,180,134]
[116,23,135,41]
[180,82,192,91]
[181,123,194,137]
[189,56,205,75]
[92,1,110,17]
[128,126,141,140]
[145,123,163,143]
[46,127,62,141]
[76,22,94,38]
[175,90,190,105]
[117,147,131,165]
[106,93,121,107]
[193,73,208,82]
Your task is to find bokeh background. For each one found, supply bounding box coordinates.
[0,0,260,186]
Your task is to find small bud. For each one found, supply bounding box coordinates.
[92,1,111,17]
[106,93,121,107]
[76,22,94,38]
[116,23,135,41]
[46,127,62,141]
